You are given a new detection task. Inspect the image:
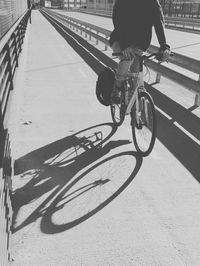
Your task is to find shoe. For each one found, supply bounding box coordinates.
[111,88,121,104]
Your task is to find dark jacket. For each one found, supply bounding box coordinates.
[109,0,168,51]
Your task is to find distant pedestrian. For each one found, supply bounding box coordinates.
[29,3,33,24]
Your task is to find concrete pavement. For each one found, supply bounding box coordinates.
[9,10,200,266]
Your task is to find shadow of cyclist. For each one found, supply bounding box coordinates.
[12,123,140,233]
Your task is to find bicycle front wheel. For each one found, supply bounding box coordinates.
[131,91,157,156]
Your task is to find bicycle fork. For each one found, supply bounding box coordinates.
[137,88,150,126]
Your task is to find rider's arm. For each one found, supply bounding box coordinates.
[152,0,170,50]
[110,0,128,48]
[112,0,124,30]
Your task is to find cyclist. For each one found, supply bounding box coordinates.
[109,0,171,103]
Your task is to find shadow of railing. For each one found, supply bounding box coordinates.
[147,84,200,181]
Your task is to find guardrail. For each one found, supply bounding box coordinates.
[77,8,200,34]
[165,16,200,33]
[0,8,31,265]
[79,2,200,18]
[78,8,112,17]
[43,8,200,106]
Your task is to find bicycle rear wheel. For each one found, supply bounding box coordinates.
[110,92,125,126]
[131,91,157,156]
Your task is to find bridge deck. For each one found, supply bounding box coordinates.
[9,10,200,266]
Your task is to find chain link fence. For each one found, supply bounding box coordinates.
[0,0,28,40]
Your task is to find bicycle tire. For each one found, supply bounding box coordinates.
[131,91,157,156]
[110,91,125,126]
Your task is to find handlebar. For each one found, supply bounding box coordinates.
[112,52,123,57]
[112,51,174,61]
[143,52,174,60]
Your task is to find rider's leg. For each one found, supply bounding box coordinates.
[112,43,134,102]
[111,41,129,103]
[128,54,141,102]
[111,43,143,103]
[116,46,142,87]
[111,59,133,103]
[113,54,141,104]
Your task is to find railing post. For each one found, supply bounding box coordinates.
[89,29,92,41]
[104,43,108,50]
[18,23,23,52]
[198,3,200,18]
[29,8,32,24]
[96,31,99,45]
[11,33,19,67]
[5,44,14,91]
[156,72,161,83]
[194,94,200,106]
[195,75,200,106]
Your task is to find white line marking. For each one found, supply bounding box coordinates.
[173,122,200,146]
[155,106,172,120]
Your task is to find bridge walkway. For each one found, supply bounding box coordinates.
[8,10,200,266]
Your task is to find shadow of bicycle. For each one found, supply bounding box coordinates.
[12,123,143,234]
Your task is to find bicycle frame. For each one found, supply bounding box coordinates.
[125,71,144,115]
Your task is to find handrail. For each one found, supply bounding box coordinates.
[0,8,31,265]
[43,8,200,106]
[0,10,26,51]
[0,9,31,117]
[165,17,200,33]
[77,8,200,33]
[147,45,200,75]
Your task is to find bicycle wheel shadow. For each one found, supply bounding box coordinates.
[41,150,142,234]
[12,123,143,234]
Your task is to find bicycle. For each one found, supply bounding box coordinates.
[110,52,166,157]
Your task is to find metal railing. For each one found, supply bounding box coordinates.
[42,8,200,106]
[76,8,200,34]
[0,8,31,265]
[165,16,200,33]
[74,2,200,18]
[163,2,200,18]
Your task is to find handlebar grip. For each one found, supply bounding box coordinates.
[112,52,123,56]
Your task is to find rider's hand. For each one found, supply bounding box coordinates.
[122,47,135,60]
[157,44,171,62]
